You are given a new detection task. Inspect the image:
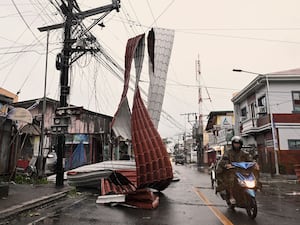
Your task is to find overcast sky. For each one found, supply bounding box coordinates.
[1,0,300,138]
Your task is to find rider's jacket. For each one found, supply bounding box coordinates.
[216,148,251,174]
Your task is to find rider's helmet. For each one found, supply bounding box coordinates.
[231,136,243,151]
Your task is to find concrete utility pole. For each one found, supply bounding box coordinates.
[195,56,204,166]
[38,0,121,186]
[53,0,73,187]
[180,112,197,163]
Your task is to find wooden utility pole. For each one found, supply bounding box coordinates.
[54,0,73,187]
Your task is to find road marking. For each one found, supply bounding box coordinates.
[193,187,234,225]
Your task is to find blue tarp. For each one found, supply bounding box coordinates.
[65,141,87,170]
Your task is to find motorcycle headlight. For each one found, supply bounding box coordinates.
[47,153,55,158]
[238,179,256,188]
[244,180,256,188]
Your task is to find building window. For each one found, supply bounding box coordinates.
[288,139,300,150]
[241,107,247,121]
[292,91,300,112]
[257,95,266,107]
[257,95,267,115]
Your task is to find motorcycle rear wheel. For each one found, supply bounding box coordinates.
[246,197,257,219]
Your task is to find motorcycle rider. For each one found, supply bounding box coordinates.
[216,136,260,205]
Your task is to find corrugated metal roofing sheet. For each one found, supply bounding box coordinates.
[147,28,175,129]
[132,88,173,191]
[125,189,159,209]
[111,34,145,140]
[111,31,173,192]
[99,171,159,209]
[100,171,136,196]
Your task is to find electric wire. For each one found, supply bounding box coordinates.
[102,17,300,45]
[0,41,61,50]
[146,0,157,27]
[30,0,51,24]
[16,55,43,96]
[0,23,35,64]
[0,1,199,134]
[140,79,239,91]
[10,0,43,45]
[94,59,118,114]
[0,49,45,55]
[176,27,300,31]
[175,30,300,45]
[48,0,63,16]
[139,0,210,125]
[0,0,62,67]
[66,1,300,128]
[4,1,185,132]
[92,61,101,112]
[92,48,185,131]
[127,0,143,33]
[0,0,63,88]
[0,11,35,19]
[149,0,175,28]
[11,1,300,135]
[89,54,119,113]
[119,5,138,36]
[0,33,46,86]
[0,29,59,73]
[76,22,187,131]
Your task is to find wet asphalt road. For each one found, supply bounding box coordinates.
[6,163,300,225]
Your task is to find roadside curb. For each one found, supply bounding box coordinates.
[260,173,299,185]
[0,188,71,221]
[261,179,299,185]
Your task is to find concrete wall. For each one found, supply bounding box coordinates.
[278,126,300,149]
[269,81,300,113]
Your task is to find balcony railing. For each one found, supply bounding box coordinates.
[240,114,271,134]
[257,114,270,127]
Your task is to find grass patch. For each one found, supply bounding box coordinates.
[14,174,49,185]
[67,187,84,198]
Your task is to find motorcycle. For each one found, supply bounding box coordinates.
[218,161,258,219]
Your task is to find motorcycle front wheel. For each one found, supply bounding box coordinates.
[246,197,257,219]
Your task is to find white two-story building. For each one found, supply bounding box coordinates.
[205,111,234,165]
[232,68,300,175]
